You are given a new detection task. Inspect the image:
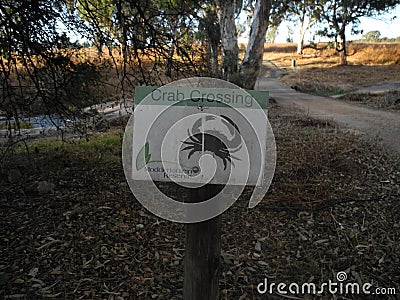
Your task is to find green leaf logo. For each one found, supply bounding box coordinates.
[136,142,151,171]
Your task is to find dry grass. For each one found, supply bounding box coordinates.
[263,42,400,68]
[2,40,399,300]
[3,46,206,108]
[263,42,400,96]
[1,107,399,299]
[349,42,400,65]
[281,64,400,95]
[339,91,400,111]
[267,106,399,209]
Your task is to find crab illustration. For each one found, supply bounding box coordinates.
[181,115,242,170]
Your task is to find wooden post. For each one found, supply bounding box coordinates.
[184,185,222,300]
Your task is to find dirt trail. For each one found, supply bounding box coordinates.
[355,82,400,94]
[256,61,400,153]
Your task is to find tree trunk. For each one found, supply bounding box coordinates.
[166,20,179,77]
[297,25,305,55]
[165,43,175,77]
[165,39,176,77]
[120,38,127,72]
[297,6,318,55]
[116,0,127,79]
[202,8,220,76]
[240,0,271,89]
[217,0,239,81]
[338,29,347,65]
[297,6,306,55]
[210,42,219,76]
[266,25,278,43]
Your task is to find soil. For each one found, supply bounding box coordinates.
[1,58,399,300]
[1,109,399,299]
[257,61,400,154]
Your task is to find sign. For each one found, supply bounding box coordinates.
[131,86,269,186]
[122,77,276,222]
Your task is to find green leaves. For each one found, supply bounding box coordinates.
[136,142,151,171]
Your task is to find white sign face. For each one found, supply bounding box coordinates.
[122,77,276,223]
[131,86,269,186]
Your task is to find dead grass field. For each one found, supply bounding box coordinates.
[263,42,400,68]
[1,42,400,299]
[1,106,399,299]
[339,91,400,111]
[282,64,400,94]
[1,46,204,114]
[265,43,400,110]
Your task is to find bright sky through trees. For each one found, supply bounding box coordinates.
[271,5,400,43]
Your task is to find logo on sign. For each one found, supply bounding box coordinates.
[181,115,242,170]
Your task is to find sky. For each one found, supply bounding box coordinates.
[272,6,400,43]
[68,4,399,45]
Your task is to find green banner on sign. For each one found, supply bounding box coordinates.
[135,86,268,109]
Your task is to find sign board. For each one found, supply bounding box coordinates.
[131,86,269,186]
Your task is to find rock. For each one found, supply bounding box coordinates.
[37,181,55,194]
[25,181,55,195]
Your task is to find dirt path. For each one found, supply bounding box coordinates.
[256,61,400,154]
[355,81,400,94]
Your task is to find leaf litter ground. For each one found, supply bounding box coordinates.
[0,106,399,299]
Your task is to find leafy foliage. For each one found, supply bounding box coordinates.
[310,0,400,64]
[0,0,208,133]
[1,109,399,298]
[0,0,102,131]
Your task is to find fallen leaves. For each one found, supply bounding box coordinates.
[0,108,399,299]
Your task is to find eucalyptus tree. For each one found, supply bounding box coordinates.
[216,0,240,81]
[363,30,381,42]
[286,0,320,54]
[216,0,293,89]
[155,0,199,77]
[0,0,101,133]
[239,0,272,89]
[72,0,204,85]
[197,4,220,76]
[313,0,400,64]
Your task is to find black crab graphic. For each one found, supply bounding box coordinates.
[181,115,242,170]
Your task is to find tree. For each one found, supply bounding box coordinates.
[72,0,115,51]
[286,25,294,42]
[72,0,158,79]
[156,0,197,77]
[216,0,239,81]
[71,0,204,84]
[363,30,381,42]
[266,25,278,43]
[239,0,273,89]
[0,0,101,133]
[198,5,220,76]
[287,0,319,54]
[314,0,400,65]
[1,0,208,136]
[216,0,281,89]
[0,0,295,133]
